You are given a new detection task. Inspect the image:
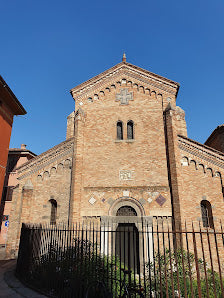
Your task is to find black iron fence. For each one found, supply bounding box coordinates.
[16,218,224,297]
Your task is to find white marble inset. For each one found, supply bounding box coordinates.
[123,190,130,197]
[89,197,96,205]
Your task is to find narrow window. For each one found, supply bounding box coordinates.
[49,199,57,225]
[127,120,134,139]
[201,200,214,228]
[117,121,123,140]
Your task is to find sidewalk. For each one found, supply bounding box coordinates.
[0,259,46,297]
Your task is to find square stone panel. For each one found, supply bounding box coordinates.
[89,197,96,205]
[123,190,130,197]
[155,194,166,206]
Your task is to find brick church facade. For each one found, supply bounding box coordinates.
[5,56,224,258]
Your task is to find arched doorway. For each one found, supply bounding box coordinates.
[115,206,140,274]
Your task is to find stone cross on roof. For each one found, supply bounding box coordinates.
[116,89,133,105]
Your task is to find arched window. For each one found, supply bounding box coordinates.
[117,121,123,140]
[127,121,134,139]
[49,199,57,225]
[116,206,137,216]
[201,200,214,228]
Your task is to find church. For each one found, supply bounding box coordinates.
[5,55,224,259]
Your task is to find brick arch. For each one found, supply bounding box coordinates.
[189,159,197,169]
[108,197,145,217]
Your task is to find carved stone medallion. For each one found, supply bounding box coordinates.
[116,89,133,105]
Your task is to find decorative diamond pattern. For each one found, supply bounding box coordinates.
[155,194,166,206]
[139,198,146,205]
[107,198,114,205]
[101,198,106,203]
[89,197,96,205]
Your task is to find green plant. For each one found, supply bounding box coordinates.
[146,248,224,297]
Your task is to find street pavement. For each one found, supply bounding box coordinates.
[0,260,46,297]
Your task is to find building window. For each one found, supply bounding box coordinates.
[1,187,13,201]
[49,199,57,225]
[116,206,137,216]
[127,121,134,139]
[117,121,123,140]
[200,200,214,228]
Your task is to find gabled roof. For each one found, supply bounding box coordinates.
[16,138,74,180]
[70,61,180,100]
[9,148,36,158]
[0,75,26,115]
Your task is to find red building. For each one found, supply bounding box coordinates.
[0,75,26,204]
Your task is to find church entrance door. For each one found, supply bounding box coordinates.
[115,206,140,274]
[115,223,140,274]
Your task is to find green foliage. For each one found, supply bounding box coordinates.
[146,248,224,297]
[27,238,131,297]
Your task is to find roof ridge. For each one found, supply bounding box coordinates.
[178,134,224,158]
[70,61,180,97]
[16,137,74,172]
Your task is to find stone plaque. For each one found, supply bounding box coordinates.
[116,89,133,105]
[155,194,166,206]
[119,170,133,181]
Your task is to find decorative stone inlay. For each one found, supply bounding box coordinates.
[116,89,133,105]
[155,194,166,206]
[119,170,133,181]
[101,198,106,203]
[107,198,114,205]
[139,198,146,205]
[147,198,152,203]
[123,190,130,197]
[152,192,159,198]
[89,197,96,205]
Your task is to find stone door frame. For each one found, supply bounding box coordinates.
[100,197,154,271]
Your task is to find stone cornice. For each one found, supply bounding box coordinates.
[17,138,74,179]
[178,135,224,169]
[70,62,179,100]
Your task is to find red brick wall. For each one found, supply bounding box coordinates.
[0,104,13,203]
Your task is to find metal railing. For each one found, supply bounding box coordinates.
[16,218,224,297]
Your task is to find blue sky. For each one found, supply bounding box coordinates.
[1,0,224,155]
